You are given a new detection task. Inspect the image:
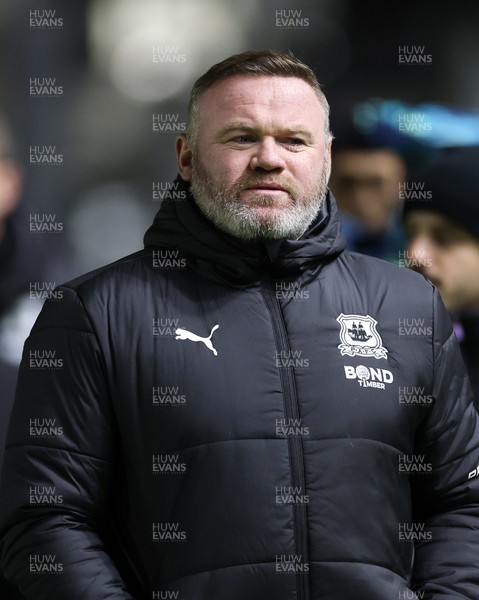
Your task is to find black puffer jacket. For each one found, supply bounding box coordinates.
[1,179,479,599]
[458,314,479,410]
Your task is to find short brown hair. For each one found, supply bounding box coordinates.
[186,50,331,147]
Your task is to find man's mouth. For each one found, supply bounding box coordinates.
[246,183,288,192]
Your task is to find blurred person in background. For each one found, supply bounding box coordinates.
[403,146,479,408]
[0,113,29,599]
[329,120,407,263]
[0,113,25,320]
[0,112,28,459]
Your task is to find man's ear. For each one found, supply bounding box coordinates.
[176,135,193,181]
[324,137,333,184]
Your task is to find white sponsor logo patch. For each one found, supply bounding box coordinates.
[344,365,394,389]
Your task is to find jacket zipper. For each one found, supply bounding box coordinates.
[262,287,310,600]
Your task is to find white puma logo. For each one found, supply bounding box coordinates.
[174,324,219,356]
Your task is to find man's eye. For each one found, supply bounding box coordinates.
[283,138,305,148]
[232,135,255,143]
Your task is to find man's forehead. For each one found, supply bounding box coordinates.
[198,74,323,111]
[195,75,325,135]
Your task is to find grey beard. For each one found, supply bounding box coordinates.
[190,160,330,241]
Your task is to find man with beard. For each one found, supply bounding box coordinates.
[1,50,479,600]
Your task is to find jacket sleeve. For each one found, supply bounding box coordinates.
[0,287,134,599]
[411,288,479,599]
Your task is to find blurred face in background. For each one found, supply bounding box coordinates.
[405,210,479,313]
[176,75,332,240]
[0,159,22,240]
[330,148,406,233]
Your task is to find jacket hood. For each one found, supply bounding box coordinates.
[144,175,346,288]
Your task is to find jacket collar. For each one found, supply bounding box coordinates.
[144,175,346,288]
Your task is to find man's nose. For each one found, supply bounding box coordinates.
[249,138,286,171]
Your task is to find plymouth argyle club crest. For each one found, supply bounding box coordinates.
[336,313,388,360]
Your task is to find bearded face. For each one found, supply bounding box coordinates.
[190,152,330,240]
[176,75,332,241]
